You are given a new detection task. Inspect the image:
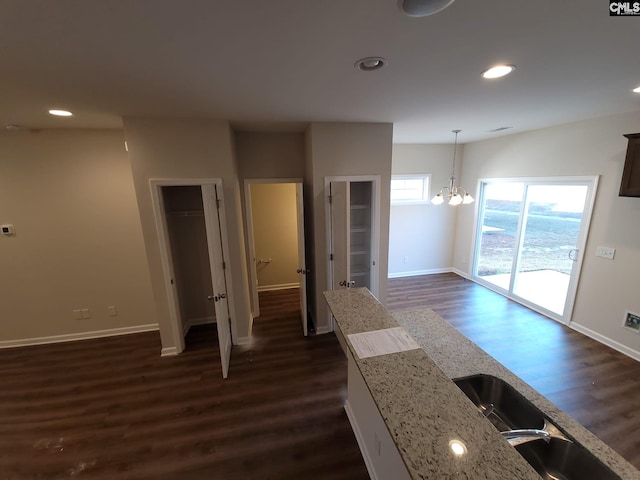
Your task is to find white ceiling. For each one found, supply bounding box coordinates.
[1,0,639,143]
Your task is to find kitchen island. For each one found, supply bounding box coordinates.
[324,287,638,480]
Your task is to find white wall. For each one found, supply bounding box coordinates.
[454,111,640,359]
[389,144,460,277]
[0,129,156,345]
[306,122,393,333]
[123,118,253,349]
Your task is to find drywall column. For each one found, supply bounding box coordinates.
[306,123,393,333]
[123,117,252,353]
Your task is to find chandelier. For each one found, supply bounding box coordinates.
[431,129,474,206]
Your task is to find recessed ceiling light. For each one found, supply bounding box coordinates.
[354,57,387,71]
[482,65,516,79]
[449,439,467,457]
[398,0,456,17]
[633,85,640,93]
[48,109,73,117]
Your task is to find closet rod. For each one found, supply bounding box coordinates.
[166,210,204,217]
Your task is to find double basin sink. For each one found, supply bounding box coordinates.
[453,374,620,480]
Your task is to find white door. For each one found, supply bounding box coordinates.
[202,184,232,378]
[295,183,309,336]
[330,181,350,289]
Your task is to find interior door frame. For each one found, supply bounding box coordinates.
[324,175,381,331]
[470,175,599,326]
[150,178,237,355]
[243,178,305,320]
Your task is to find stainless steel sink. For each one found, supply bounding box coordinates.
[454,374,544,432]
[516,438,620,480]
[453,374,620,480]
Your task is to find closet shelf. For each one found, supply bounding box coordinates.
[167,210,205,217]
[350,270,369,277]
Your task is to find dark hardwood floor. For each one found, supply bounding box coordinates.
[0,289,368,480]
[388,273,640,470]
[3,276,638,478]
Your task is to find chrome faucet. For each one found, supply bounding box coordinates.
[500,428,551,447]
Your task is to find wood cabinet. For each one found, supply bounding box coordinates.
[619,133,640,197]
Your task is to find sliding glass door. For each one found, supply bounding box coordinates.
[473,177,598,324]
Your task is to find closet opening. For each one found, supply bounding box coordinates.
[162,186,215,344]
[151,179,233,378]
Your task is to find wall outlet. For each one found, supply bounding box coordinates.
[73,309,83,320]
[403,256,408,264]
[81,309,91,319]
[108,305,117,317]
[595,246,615,260]
[1,224,15,236]
[622,311,640,332]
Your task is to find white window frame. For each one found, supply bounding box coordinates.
[390,174,431,205]
[470,175,599,326]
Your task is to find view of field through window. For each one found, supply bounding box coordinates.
[475,182,588,315]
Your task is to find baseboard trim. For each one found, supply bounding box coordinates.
[316,326,331,335]
[344,401,378,480]
[569,323,640,362]
[257,283,300,292]
[0,324,160,350]
[235,336,251,346]
[160,346,179,357]
[451,268,471,279]
[388,268,452,279]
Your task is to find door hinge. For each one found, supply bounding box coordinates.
[330,253,333,261]
[328,195,332,204]
[216,199,221,209]
[222,261,226,270]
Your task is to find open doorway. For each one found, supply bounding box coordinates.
[162,186,215,338]
[150,179,233,378]
[244,179,309,336]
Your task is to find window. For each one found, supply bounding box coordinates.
[390,175,431,204]
[472,176,598,323]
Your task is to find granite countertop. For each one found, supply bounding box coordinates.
[324,288,639,480]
